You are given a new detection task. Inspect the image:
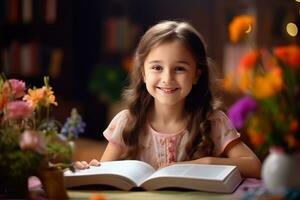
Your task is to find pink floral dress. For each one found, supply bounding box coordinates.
[103,110,240,169]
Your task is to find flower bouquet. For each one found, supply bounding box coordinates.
[223,15,300,157]
[0,75,85,198]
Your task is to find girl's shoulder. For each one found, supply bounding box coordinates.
[208,110,240,155]
[103,109,130,147]
[110,109,130,123]
[209,109,229,122]
[208,109,237,130]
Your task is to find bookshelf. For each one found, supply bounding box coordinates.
[0,0,81,136]
[1,0,58,75]
[0,0,76,97]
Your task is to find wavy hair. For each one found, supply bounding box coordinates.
[121,20,221,160]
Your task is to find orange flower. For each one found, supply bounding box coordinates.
[0,91,9,112]
[246,116,267,147]
[238,50,259,71]
[229,15,255,43]
[238,71,251,93]
[274,45,300,68]
[252,67,283,99]
[223,51,258,92]
[23,86,58,108]
[248,129,266,148]
[236,51,259,92]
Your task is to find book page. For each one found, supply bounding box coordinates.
[64,160,155,187]
[145,164,236,181]
[140,164,241,192]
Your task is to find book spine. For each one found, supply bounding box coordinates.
[49,48,64,78]
[22,0,32,23]
[45,0,57,24]
[7,0,19,24]
[117,17,128,52]
[105,17,117,53]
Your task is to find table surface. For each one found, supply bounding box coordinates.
[67,179,265,200]
[29,177,263,200]
[68,190,234,200]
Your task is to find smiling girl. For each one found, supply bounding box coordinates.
[76,20,261,178]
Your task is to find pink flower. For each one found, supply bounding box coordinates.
[4,79,26,98]
[19,130,47,154]
[5,101,33,120]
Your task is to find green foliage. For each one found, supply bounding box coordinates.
[89,64,128,103]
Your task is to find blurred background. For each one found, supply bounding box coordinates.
[1,0,299,141]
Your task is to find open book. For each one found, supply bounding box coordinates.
[64,160,243,193]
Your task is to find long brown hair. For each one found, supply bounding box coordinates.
[122,20,221,160]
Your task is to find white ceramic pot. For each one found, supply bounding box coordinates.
[262,150,300,195]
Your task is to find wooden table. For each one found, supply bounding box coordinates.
[68,190,234,200]
[66,179,265,200]
[29,176,263,200]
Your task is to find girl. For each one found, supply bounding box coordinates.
[76,20,262,178]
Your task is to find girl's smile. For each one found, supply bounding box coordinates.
[156,86,179,95]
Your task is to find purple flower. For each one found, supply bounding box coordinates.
[60,108,86,140]
[228,96,258,129]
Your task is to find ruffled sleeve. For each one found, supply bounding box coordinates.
[210,110,240,156]
[103,110,129,148]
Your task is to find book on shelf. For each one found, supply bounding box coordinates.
[44,0,57,24]
[22,0,33,23]
[64,160,243,193]
[6,0,19,23]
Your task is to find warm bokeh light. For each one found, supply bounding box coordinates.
[228,15,255,43]
[245,24,252,33]
[286,22,298,37]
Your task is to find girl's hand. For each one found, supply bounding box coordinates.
[74,159,101,169]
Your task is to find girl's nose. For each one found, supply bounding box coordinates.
[162,70,174,84]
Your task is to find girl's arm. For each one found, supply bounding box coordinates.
[100,142,123,161]
[183,139,262,178]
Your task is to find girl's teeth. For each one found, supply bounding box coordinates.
[160,88,177,93]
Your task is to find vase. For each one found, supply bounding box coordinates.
[38,168,69,200]
[262,149,300,195]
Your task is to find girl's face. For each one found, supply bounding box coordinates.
[143,40,200,107]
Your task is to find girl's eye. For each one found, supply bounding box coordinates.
[175,66,187,72]
[152,65,163,71]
